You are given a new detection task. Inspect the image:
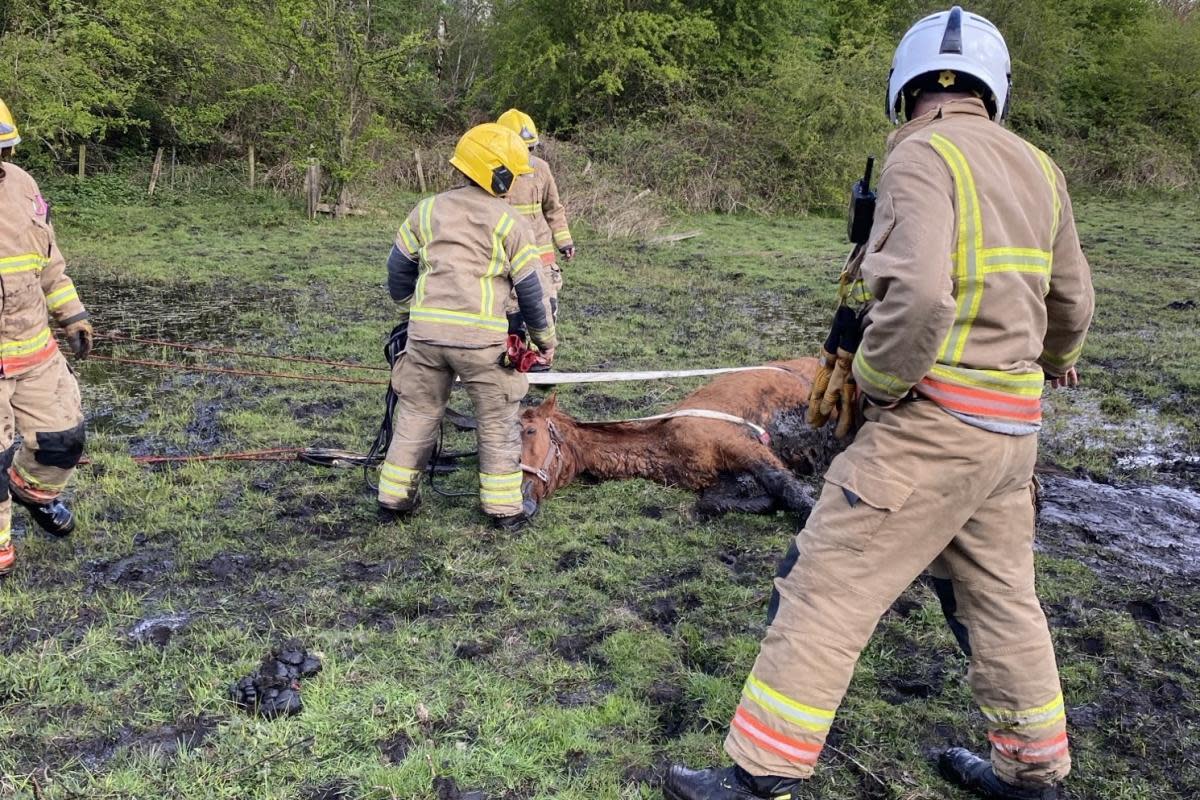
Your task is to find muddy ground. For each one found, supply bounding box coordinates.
[1,191,1198,799]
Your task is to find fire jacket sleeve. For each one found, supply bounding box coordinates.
[506,217,557,351]
[542,166,573,250]
[1038,173,1094,377]
[389,207,423,322]
[852,142,958,403]
[35,192,88,327]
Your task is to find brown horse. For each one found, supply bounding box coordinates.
[519,358,843,516]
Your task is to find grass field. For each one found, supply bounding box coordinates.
[0,176,1197,800]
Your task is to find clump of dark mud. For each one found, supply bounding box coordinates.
[433,776,487,800]
[228,639,322,719]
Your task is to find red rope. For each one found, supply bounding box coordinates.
[77,448,305,466]
[88,353,388,386]
[96,332,388,371]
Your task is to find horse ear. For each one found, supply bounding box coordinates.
[538,394,558,417]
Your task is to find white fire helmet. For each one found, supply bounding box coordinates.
[886,6,1011,124]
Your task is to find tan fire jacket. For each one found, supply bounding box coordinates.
[505,155,573,263]
[852,98,1094,434]
[0,163,88,377]
[392,185,556,350]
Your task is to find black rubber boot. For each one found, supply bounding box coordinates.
[14,494,75,537]
[491,484,539,531]
[663,764,803,800]
[938,748,1057,799]
[377,495,420,523]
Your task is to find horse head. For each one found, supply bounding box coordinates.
[519,394,573,502]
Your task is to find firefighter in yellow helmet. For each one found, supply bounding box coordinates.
[0,99,20,156]
[377,123,556,529]
[495,109,574,337]
[665,6,1093,800]
[0,102,93,578]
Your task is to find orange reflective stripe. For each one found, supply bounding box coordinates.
[0,340,58,373]
[731,707,822,765]
[988,731,1069,764]
[918,377,1043,422]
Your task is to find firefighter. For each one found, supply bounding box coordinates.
[665,7,1093,800]
[0,106,93,578]
[495,108,574,335]
[378,123,556,529]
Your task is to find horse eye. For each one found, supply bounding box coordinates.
[524,427,537,436]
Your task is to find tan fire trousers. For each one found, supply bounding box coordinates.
[726,399,1069,789]
[378,340,528,517]
[1,352,86,551]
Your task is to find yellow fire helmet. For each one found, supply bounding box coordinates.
[450,122,534,196]
[0,99,20,149]
[496,108,540,147]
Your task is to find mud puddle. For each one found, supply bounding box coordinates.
[1037,474,1200,578]
[73,274,299,439]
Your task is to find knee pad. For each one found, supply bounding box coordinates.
[34,422,86,470]
[0,443,16,501]
[766,538,802,626]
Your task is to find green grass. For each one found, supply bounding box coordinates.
[0,177,1197,799]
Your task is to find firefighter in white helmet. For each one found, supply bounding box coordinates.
[495,109,574,337]
[664,7,1092,800]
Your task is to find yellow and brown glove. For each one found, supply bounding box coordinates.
[834,375,859,439]
[806,347,837,426]
[64,319,93,360]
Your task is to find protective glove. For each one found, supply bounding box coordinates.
[558,245,576,261]
[806,348,837,427]
[64,319,93,360]
[819,347,855,418]
[834,376,858,439]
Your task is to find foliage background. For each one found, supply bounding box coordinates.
[2,0,1198,211]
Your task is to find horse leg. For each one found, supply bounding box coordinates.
[727,443,815,521]
[696,472,777,518]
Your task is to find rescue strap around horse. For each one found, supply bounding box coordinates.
[579,409,771,445]
[525,365,792,385]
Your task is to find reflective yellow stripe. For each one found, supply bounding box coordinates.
[397,220,419,254]
[0,328,52,356]
[743,676,836,732]
[482,213,515,318]
[981,693,1066,732]
[413,197,435,305]
[552,229,572,245]
[852,350,910,397]
[0,253,49,275]
[0,522,10,549]
[15,462,67,492]
[479,471,522,488]
[46,284,79,311]
[510,244,540,278]
[929,364,1045,397]
[1026,143,1061,236]
[410,307,508,332]
[382,464,420,481]
[513,202,541,214]
[1041,343,1084,368]
[535,243,556,256]
[930,133,984,365]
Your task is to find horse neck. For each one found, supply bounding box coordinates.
[558,418,675,484]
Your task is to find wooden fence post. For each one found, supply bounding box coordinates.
[305,159,321,221]
[147,147,165,196]
[248,144,256,190]
[170,146,177,188]
[415,149,427,193]
[77,144,86,180]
